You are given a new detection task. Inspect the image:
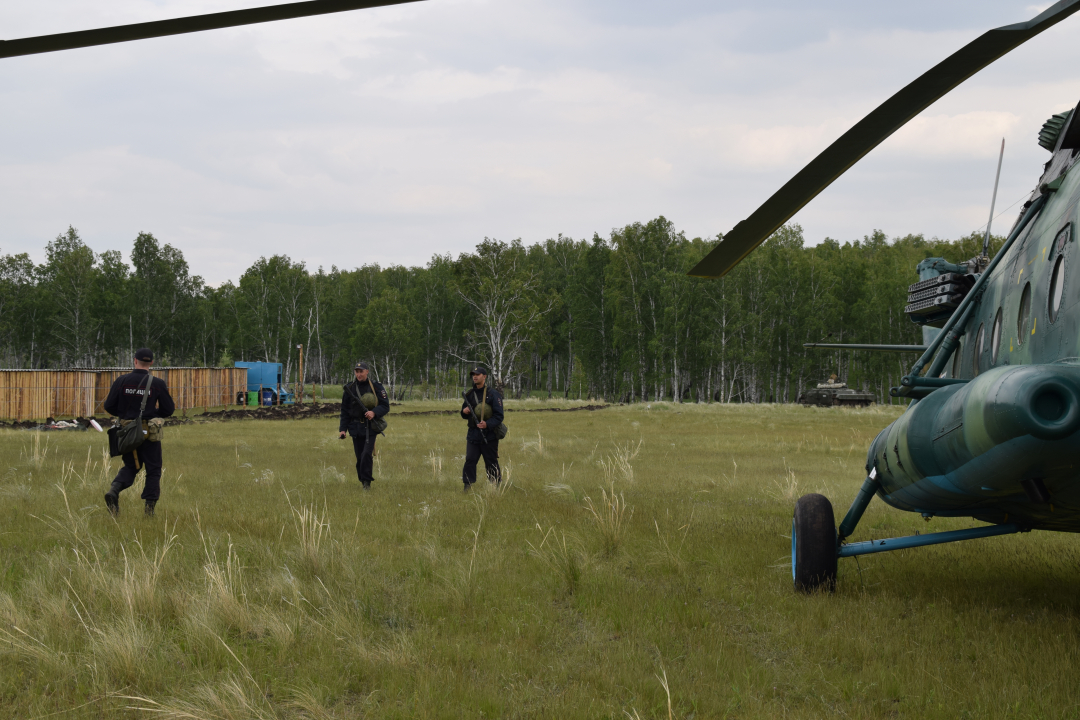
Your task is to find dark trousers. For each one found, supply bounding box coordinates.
[111,440,163,502]
[463,440,500,485]
[351,432,377,484]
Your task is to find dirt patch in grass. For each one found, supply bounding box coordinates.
[196,402,610,422]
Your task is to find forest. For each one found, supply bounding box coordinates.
[0,219,1003,404]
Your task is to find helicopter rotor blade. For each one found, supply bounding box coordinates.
[688,0,1080,279]
[0,0,427,60]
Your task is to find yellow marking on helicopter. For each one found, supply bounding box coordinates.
[1032,317,1037,335]
[1018,268,1024,283]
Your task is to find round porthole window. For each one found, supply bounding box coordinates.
[973,323,985,376]
[1017,282,1031,345]
[991,308,1002,364]
[1049,255,1066,322]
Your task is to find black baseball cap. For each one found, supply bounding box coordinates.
[135,348,154,362]
[354,361,370,371]
[470,365,489,376]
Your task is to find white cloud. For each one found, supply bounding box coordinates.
[886,111,1022,158]
[360,66,524,103]
[3,1,1080,281]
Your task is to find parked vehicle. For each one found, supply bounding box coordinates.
[797,377,874,408]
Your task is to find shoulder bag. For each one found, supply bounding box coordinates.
[367,379,388,434]
[107,373,152,457]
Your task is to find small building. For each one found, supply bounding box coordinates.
[0,367,247,421]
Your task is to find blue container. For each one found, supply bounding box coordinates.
[235,361,283,393]
[235,361,295,405]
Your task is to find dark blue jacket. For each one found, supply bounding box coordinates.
[461,384,504,443]
[103,369,175,420]
[339,378,390,433]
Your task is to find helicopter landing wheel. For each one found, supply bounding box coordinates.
[792,493,838,592]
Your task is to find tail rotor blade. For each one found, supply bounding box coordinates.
[689,0,1080,279]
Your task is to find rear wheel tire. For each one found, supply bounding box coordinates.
[792,493,837,592]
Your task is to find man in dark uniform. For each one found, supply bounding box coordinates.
[338,361,390,490]
[461,366,503,491]
[103,348,175,517]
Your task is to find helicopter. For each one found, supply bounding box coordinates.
[687,0,1080,592]
[6,2,1080,594]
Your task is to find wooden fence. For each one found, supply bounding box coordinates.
[0,367,248,421]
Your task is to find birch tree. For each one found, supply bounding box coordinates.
[456,239,555,390]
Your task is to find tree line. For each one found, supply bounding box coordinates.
[0,219,1002,404]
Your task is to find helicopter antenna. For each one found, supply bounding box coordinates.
[981,138,1005,259]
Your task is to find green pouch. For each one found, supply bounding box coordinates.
[146,418,165,442]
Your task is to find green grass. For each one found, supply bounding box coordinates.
[2,401,1080,718]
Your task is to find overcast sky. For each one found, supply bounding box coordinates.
[2,1,1079,284]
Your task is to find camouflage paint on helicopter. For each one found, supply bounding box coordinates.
[950,126,1080,381]
[870,107,1080,532]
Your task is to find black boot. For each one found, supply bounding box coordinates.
[361,482,371,491]
[144,501,156,517]
[104,482,121,517]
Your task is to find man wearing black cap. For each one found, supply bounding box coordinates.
[103,348,175,517]
[338,361,390,490]
[460,366,503,490]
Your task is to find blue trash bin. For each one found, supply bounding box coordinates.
[262,388,275,406]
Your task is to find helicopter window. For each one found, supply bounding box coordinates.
[1017,282,1032,345]
[1049,255,1066,322]
[1053,224,1072,257]
[991,308,1002,363]
[973,323,985,376]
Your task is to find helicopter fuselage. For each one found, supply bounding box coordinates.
[870,139,1080,530]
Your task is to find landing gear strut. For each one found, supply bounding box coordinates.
[792,468,1028,592]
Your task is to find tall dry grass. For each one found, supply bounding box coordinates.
[4,400,1080,718]
[583,481,634,557]
[527,523,582,595]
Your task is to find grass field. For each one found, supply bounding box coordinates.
[3,400,1080,719]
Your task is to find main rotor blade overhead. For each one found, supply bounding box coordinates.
[0,0,427,60]
[688,0,1080,279]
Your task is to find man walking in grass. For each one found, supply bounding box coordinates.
[103,348,174,517]
[338,361,390,490]
[460,365,503,491]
